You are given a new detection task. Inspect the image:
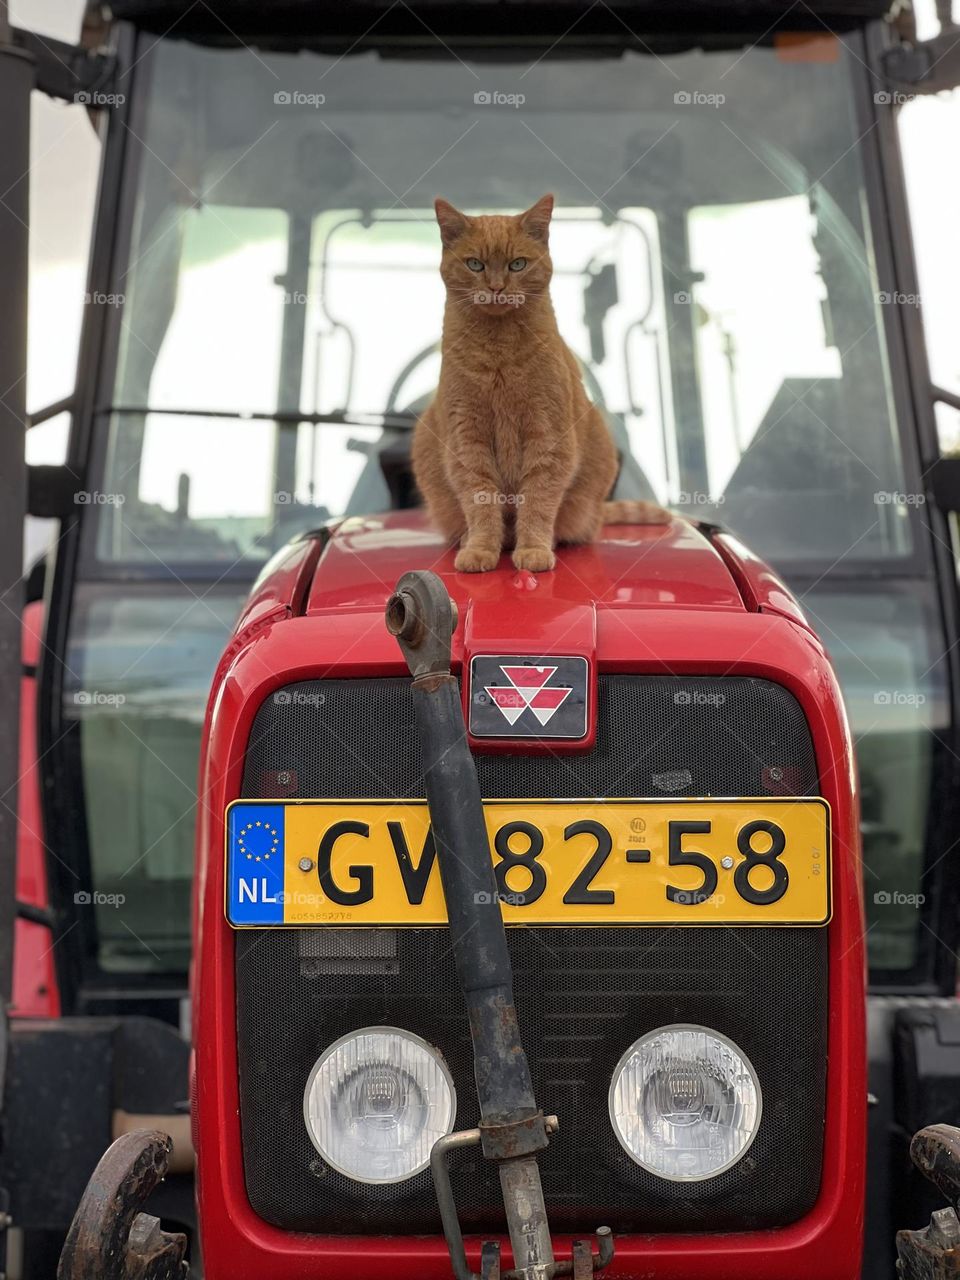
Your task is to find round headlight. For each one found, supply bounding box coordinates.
[303,1026,456,1184]
[609,1024,761,1181]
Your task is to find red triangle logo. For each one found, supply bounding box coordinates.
[501,665,556,691]
[483,665,573,728]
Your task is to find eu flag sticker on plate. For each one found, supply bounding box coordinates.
[226,803,286,925]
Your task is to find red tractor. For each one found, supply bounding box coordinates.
[188,513,866,1279]
[3,2,960,1278]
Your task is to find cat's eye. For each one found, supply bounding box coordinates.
[465,257,485,272]
[508,257,527,272]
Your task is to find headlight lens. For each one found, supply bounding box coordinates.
[303,1026,456,1183]
[609,1024,761,1181]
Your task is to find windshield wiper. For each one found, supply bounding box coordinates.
[104,405,418,430]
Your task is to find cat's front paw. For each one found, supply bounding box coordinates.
[455,545,501,573]
[512,545,556,573]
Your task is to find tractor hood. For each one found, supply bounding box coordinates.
[306,511,741,615]
[303,510,809,624]
[235,511,817,752]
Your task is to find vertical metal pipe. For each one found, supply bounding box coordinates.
[387,572,555,1279]
[411,674,554,1279]
[273,212,311,507]
[0,5,33,1019]
[411,675,542,1126]
[499,1157,556,1279]
[658,206,708,498]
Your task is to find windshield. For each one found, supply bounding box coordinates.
[95,37,908,567]
[67,32,944,985]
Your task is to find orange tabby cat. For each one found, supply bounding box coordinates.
[412,193,669,573]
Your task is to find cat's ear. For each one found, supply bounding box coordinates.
[518,194,554,243]
[435,198,469,248]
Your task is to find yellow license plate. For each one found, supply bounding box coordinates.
[225,798,830,927]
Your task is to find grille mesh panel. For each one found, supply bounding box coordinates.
[236,675,827,1234]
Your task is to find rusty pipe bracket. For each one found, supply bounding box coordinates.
[385,569,458,681]
[58,1129,187,1280]
[897,1126,960,1278]
[479,1110,550,1162]
[430,1121,613,1280]
[570,1231,616,1279]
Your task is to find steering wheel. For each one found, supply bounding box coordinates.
[384,339,610,415]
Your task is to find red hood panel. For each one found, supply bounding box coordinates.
[304,513,745,752]
[305,511,744,618]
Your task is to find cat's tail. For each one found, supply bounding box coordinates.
[602,499,671,525]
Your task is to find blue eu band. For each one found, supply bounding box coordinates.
[227,803,286,924]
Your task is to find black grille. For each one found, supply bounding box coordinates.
[237,676,827,1234]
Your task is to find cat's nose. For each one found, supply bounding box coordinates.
[487,275,506,291]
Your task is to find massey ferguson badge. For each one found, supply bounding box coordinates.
[468,655,589,739]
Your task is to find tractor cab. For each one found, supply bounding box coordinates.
[3,2,960,1278]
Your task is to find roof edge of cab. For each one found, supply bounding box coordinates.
[104,0,896,44]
